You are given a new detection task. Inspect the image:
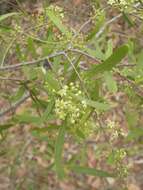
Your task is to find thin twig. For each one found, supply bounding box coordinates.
[117,63,136,68]
[0,48,101,72]
[0,92,30,118]
[95,13,122,39]
[1,36,17,67]
[0,76,25,82]
[63,53,89,98]
[72,5,110,40]
[73,18,92,39]
[68,48,101,64]
[0,51,65,71]
[116,72,143,97]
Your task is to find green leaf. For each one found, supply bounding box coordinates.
[10,86,25,102]
[104,72,118,93]
[14,113,41,125]
[85,99,110,111]
[122,12,134,27]
[45,71,60,91]
[86,12,105,41]
[105,39,113,59]
[127,127,143,140]
[125,109,139,128]
[76,128,86,139]
[70,166,116,177]
[23,67,38,80]
[32,125,59,133]
[0,123,14,132]
[75,95,110,111]
[86,80,101,101]
[86,45,129,77]
[27,37,37,58]
[84,46,105,60]
[0,12,19,23]
[68,55,82,82]
[107,152,115,165]
[55,125,66,179]
[46,9,72,38]
[41,99,54,122]
[137,50,143,68]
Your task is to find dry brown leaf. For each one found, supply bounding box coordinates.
[128,184,141,190]
[36,156,49,168]
[72,0,83,6]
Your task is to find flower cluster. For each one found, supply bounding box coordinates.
[108,0,136,10]
[46,5,64,19]
[14,24,22,33]
[108,148,128,177]
[106,119,127,142]
[108,0,135,5]
[114,148,127,161]
[117,164,128,177]
[52,83,96,138]
[55,83,87,125]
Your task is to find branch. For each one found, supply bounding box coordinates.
[116,72,143,97]
[95,13,122,39]
[1,36,17,67]
[117,63,136,68]
[0,76,25,82]
[0,92,30,118]
[68,48,101,64]
[0,51,65,72]
[100,2,142,36]
[72,5,110,38]
[63,52,89,98]
[0,48,101,72]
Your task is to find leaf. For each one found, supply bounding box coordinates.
[0,12,19,23]
[0,123,14,132]
[27,37,37,58]
[105,39,113,59]
[107,153,115,165]
[45,71,60,91]
[75,95,110,111]
[70,166,116,177]
[86,12,105,41]
[127,127,143,140]
[107,150,117,165]
[76,128,86,139]
[85,80,101,101]
[104,72,118,93]
[125,109,139,128]
[122,12,134,27]
[0,25,13,32]
[14,113,41,125]
[10,86,25,102]
[46,9,72,38]
[86,45,129,77]
[55,125,66,179]
[84,46,105,60]
[32,125,59,133]
[85,99,110,111]
[68,55,82,82]
[137,50,143,68]
[31,131,49,141]
[41,99,54,122]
